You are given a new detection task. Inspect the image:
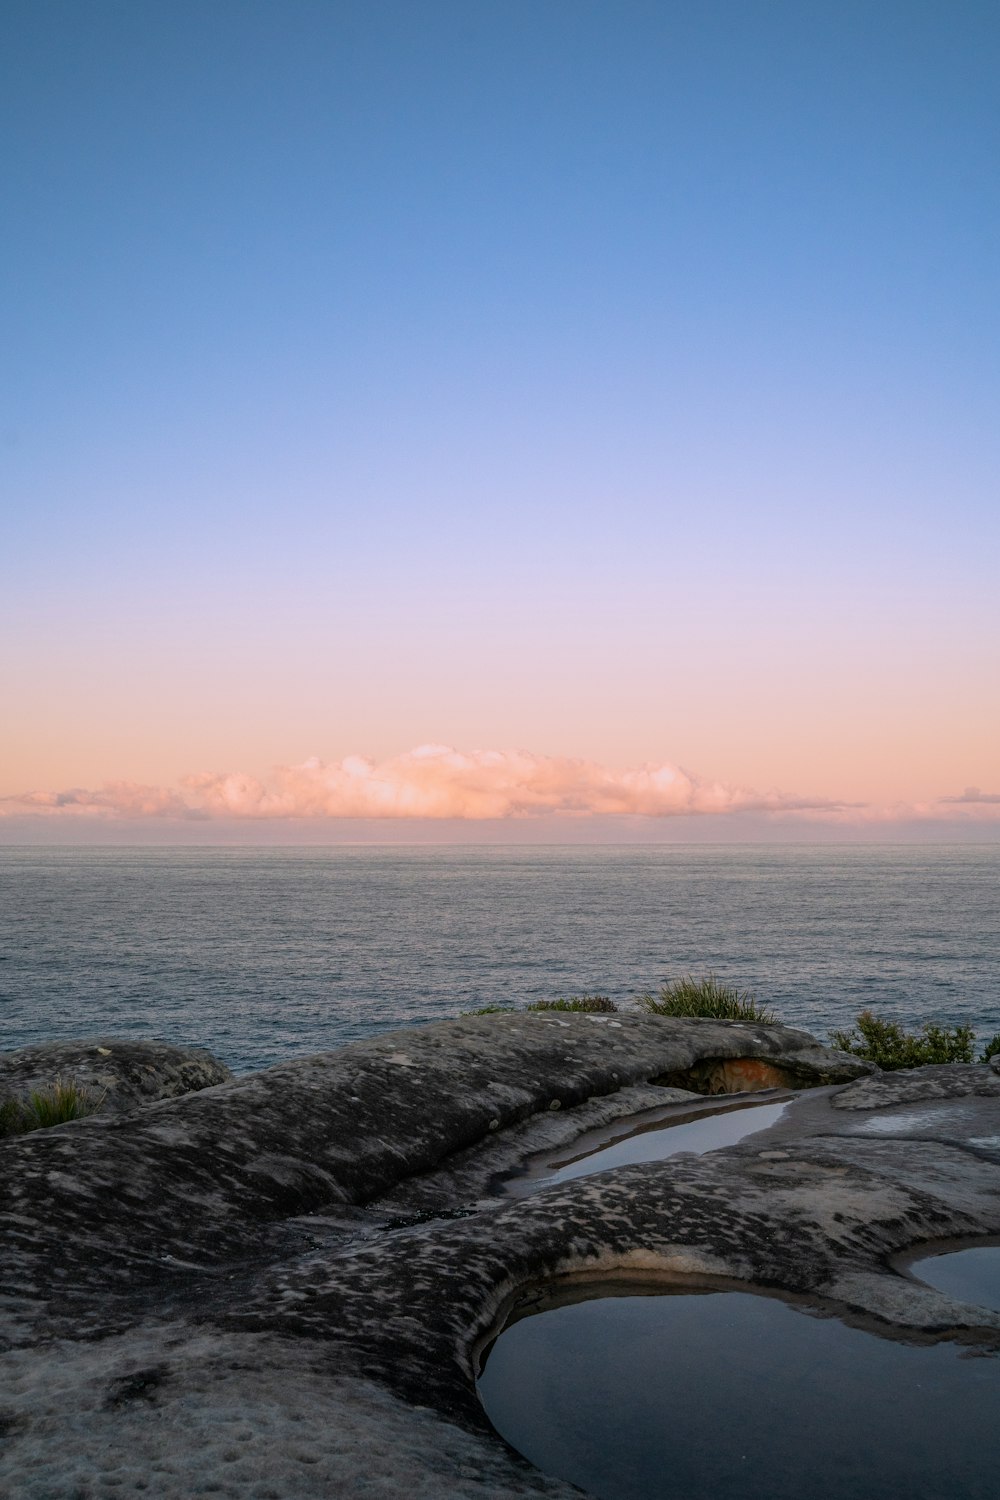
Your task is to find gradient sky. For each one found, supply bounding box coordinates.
[3,0,998,840]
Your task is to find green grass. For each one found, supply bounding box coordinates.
[829,1010,977,1069]
[636,974,776,1024]
[0,1079,106,1138]
[981,1033,1000,1063]
[461,1004,517,1016]
[526,996,619,1013]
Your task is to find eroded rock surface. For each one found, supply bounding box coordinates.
[3,1016,999,1499]
[0,1013,869,1325]
[0,1037,232,1115]
[831,1063,1000,1111]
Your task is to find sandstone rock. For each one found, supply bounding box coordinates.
[0,1037,232,1116]
[831,1061,1000,1111]
[2,1017,998,1499]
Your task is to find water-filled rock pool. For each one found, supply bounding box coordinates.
[905,1242,1000,1313]
[505,1091,792,1195]
[478,1283,1000,1500]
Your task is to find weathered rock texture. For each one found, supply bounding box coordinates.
[0,1037,232,1115]
[2,1014,998,1499]
[0,1013,866,1325]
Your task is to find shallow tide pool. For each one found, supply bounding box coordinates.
[477,1285,1000,1500]
[906,1243,1000,1313]
[506,1094,791,1195]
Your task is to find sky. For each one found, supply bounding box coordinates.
[2,0,998,843]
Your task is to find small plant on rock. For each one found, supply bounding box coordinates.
[637,974,775,1024]
[527,996,618,1013]
[980,1034,1000,1064]
[0,1079,105,1138]
[27,1079,104,1127]
[829,1011,975,1069]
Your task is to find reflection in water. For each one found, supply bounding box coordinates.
[909,1244,1000,1313]
[508,1094,790,1195]
[478,1287,1000,1500]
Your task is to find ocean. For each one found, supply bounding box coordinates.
[1,844,997,1074]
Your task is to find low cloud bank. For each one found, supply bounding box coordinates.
[10,783,198,818]
[3,745,847,823]
[4,747,997,826]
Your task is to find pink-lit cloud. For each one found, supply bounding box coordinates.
[6,782,200,819]
[2,745,851,822]
[5,748,999,827]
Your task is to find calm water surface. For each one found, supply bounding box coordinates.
[908,1245,1000,1313]
[507,1095,791,1195]
[477,1287,1000,1500]
[1,845,997,1072]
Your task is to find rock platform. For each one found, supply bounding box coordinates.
[2,1015,999,1498]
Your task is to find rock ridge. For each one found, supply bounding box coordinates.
[3,1018,999,1499]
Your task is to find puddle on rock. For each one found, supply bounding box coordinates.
[852,1102,991,1137]
[477,1284,1000,1500]
[905,1243,1000,1313]
[505,1092,791,1196]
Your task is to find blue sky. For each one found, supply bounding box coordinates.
[3,1,998,838]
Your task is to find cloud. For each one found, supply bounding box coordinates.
[3,782,200,819]
[180,746,848,820]
[10,749,1000,828]
[2,745,850,822]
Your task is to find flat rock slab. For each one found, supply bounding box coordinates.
[3,1017,1000,1499]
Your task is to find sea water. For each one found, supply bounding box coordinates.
[0,844,997,1073]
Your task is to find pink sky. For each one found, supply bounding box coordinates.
[3,744,998,843]
[4,4,999,843]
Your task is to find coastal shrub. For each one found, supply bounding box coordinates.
[980,1034,1000,1063]
[637,974,776,1025]
[462,1004,516,1016]
[829,1011,976,1069]
[0,1080,105,1138]
[527,996,618,1013]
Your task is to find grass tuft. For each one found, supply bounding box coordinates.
[461,1004,516,1016]
[636,974,775,1024]
[526,996,618,1013]
[829,1010,976,1069]
[0,1079,106,1138]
